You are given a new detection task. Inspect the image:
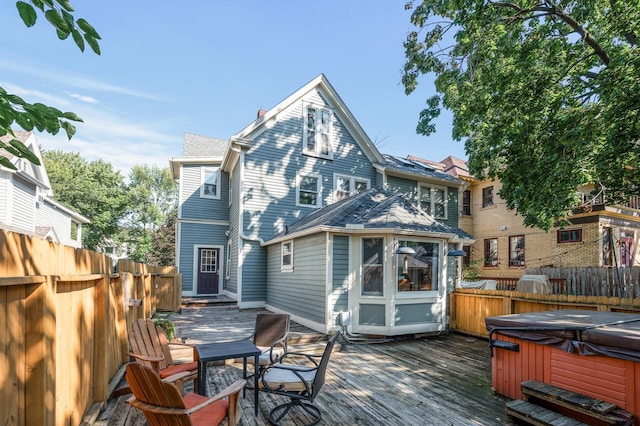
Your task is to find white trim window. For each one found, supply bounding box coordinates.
[281,240,294,271]
[362,237,384,296]
[303,105,333,159]
[334,174,370,202]
[419,184,447,219]
[296,173,322,208]
[201,167,221,199]
[225,239,232,279]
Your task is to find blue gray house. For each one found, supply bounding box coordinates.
[170,74,473,335]
[0,131,89,248]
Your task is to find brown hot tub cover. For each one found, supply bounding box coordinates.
[485,310,640,362]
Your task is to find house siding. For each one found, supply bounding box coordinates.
[242,240,267,302]
[331,235,350,326]
[386,175,417,200]
[179,222,228,293]
[226,162,241,294]
[36,201,73,245]
[0,172,8,223]
[241,90,378,242]
[266,233,327,324]
[12,177,35,231]
[443,186,460,228]
[180,164,229,221]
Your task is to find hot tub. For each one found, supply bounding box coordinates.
[485,310,640,425]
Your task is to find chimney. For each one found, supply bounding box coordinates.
[257,109,267,119]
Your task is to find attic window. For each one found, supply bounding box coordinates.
[334,174,369,202]
[303,105,333,159]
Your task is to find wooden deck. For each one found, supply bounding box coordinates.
[94,306,513,425]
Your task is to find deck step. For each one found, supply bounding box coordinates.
[521,380,633,425]
[506,399,588,425]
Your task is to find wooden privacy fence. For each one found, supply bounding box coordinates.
[450,288,640,338]
[0,229,181,426]
[526,266,640,298]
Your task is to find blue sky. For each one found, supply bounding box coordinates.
[0,1,466,175]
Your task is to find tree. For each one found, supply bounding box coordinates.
[403,1,640,230]
[0,1,100,170]
[42,149,129,250]
[123,165,178,263]
[146,209,177,266]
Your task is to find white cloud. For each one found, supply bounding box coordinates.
[68,93,99,104]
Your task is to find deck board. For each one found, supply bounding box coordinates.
[94,306,513,425]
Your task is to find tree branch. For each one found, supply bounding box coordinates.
[491,1,610,65]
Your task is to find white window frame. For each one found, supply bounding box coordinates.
[419,184,448,220]
[281,240,294,272]
[200,167,221,199]
[225,239,232,279]
[333,173,370,202]
[303,104,333,159]
[361,237,385,297]
[296,173,322,208]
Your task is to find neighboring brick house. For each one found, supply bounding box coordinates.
[0,131,88,248]
[170,74,473,335]
[426,155,640,278]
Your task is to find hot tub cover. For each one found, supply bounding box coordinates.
[485,310,640,362]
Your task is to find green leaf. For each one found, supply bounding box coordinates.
[45,9,70,33]
[9,139,40,165]
[31,0,45,11]
[56,29,70,40]
[61,9,74,28]
[84,34,101,55]
[55,0,75,12]
[71,29,85,52]
[16,1,37,27]
[0,156,17,170]
[61,111,83,122]
[77,18,101,39]
[61,121,76,139]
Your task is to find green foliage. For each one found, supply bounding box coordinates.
[462,260,481,282]
[403,1,640,230]
[1,1,100,170]
[42,150,129,250]
[153,317,176,342]
[147,209,177,266]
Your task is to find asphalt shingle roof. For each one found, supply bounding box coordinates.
[382,154,462,185]
[183,133,228,157]
[266,188,473,243]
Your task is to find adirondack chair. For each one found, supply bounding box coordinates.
[126,362,245,426]
[127,318,199,393]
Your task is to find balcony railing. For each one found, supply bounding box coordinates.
[580,194,640,211]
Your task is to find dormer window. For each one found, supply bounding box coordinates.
[334,174,370,202]
[419,184,447,219]
[303,105,333,159]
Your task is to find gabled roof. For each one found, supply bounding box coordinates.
[169,133,228,178]
[227,74,385,165]
[382,154,463,186]
[264,188,474,245]
[0,131,52,195]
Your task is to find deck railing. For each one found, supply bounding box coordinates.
[0,229,181,426]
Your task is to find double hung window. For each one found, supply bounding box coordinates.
[508,235,525,267]
[419,185,447,219]
[334,174,369,202]
[297,174,321,208]
[281,241,293,271]
[484,238,498,267]
[304,106,333,159]
[482,186,494,208]
[397,240,440,292]
[201,167,221,199]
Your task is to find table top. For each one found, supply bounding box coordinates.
[196,339,261,362]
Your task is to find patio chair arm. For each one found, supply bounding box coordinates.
[160,370,192,384]
[127,352,164,369]
[266,335,289,363]
[184,379,247,414]
[278,351,321,367]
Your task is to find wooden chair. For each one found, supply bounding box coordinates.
[127,318,199,393]
[125,362,245,426]
[259,331,341,425]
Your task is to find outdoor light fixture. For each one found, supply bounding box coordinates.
[396,246,415,276]
[447,249,466,257]
[396,246,416,255]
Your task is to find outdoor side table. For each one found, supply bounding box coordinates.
[196,339,261,415]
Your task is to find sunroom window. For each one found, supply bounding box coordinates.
[334,174,370,202]
[397,240,440,292]
[201,167,221,199]
[303,106,333,159]
[362,238,384,296]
